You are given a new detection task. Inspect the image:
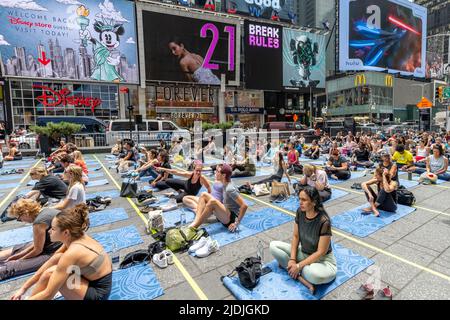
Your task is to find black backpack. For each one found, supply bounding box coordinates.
[397,186,416,206]
[119,241,166,269]
[234,257,263,289]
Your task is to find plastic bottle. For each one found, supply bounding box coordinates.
[257,240,264,262]
[111,243,120,270]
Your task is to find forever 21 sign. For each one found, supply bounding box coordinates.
[33,85,102,112]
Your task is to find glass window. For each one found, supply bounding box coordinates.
[22,90,33,99]
[82,84,91,92]
[137,123,146,131]
[148,121,159,131]
[162,122,176,131]
[111,121,134,131]
[23,99,34,107]
[73,84,82,93]
[12,90,22,98]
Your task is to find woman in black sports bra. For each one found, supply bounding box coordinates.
[11,204,112,300]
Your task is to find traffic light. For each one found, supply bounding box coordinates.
[435,86,444,101]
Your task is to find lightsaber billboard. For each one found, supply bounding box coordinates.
[339,0,427,77]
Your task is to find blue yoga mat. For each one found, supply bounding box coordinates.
[92,225,144,253]
[2,160,36,167]
[399,179,419,189]
[0,225,33,248]
[273,189,349,212]
[0,208,129,248]
[109,263,164,300]
[331,204,417,237]
[161,197,256,229]
[87,179,110,187]
[0,175,24,181]
[328,171,368,185]
[88,172,105,179]
[87,190,120,199]
[222,243,374,300]
[0,183,20,190]
[202,208,294,248]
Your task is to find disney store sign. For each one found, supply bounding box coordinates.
[33,85,102,111]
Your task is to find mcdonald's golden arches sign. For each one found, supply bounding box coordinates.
[385,75,394,87]
[354,74,366,86]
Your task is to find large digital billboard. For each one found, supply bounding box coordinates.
[244,20,282,90]
[0,0,139,83]
[226,0,297,24]
[339,0,427,77]
[143,10,239,85]
[283,28,326,89]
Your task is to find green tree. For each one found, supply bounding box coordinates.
[30,122,82,145]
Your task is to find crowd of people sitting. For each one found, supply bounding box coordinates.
[1,127,449,299]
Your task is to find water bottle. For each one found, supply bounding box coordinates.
[408,171,412,181]
[179,210,186,225]
[111,243,120,270]
[257,240,264,262]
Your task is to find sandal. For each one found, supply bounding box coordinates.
[355,283,374,300]
[374,286,393,300]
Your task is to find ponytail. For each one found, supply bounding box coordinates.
[55,203,90,239]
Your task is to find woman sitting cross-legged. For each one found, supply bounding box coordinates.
[298,164,332,202]
[269,186,337,295]
[155,160,211,203]
[244,151,292,189]
[409,144,450,181]
[11,204,112,300]
[325,149,351,181]
[361,167,398,217]
[0,199,62,281]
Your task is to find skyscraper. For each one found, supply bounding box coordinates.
[37,42,53,77]
[64,48,77,79]
[14,47,27,75]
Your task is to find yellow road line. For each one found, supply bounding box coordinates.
[0,158,42,208]
[240,191,450,283]
[93,155,208,300]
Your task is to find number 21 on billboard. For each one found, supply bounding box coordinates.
[200,23,235,71]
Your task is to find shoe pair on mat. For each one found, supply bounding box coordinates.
[188,237,219,258]
[152,249,174,269]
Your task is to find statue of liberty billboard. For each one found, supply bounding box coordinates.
[77,4,124,82]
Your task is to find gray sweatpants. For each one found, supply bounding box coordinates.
[0,243,52,281]
[270,241,337,285]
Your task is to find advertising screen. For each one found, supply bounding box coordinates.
[143,10,239,85]
[244,20,282,90]
[0,0,139,83]
[226,0,297,24]
[339,0,427,77]
[282,28,326,89]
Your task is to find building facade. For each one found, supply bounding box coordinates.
[326,71,437,123]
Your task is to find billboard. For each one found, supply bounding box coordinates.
[143,10,239,85]
[0,0,139,83]
[339,0,427,77]
[226,0,297,24]
[282,28,326,89]
[244,20,282,90]
[426,51,445,80]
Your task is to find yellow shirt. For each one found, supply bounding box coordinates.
[392,151,413,165]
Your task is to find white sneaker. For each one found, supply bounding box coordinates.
[188,236,210,254]
[162,249,174,265]
[195,238,219,258]
[152,252,168,268]
[161,198,178,212]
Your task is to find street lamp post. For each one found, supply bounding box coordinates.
[309,85,313,129]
